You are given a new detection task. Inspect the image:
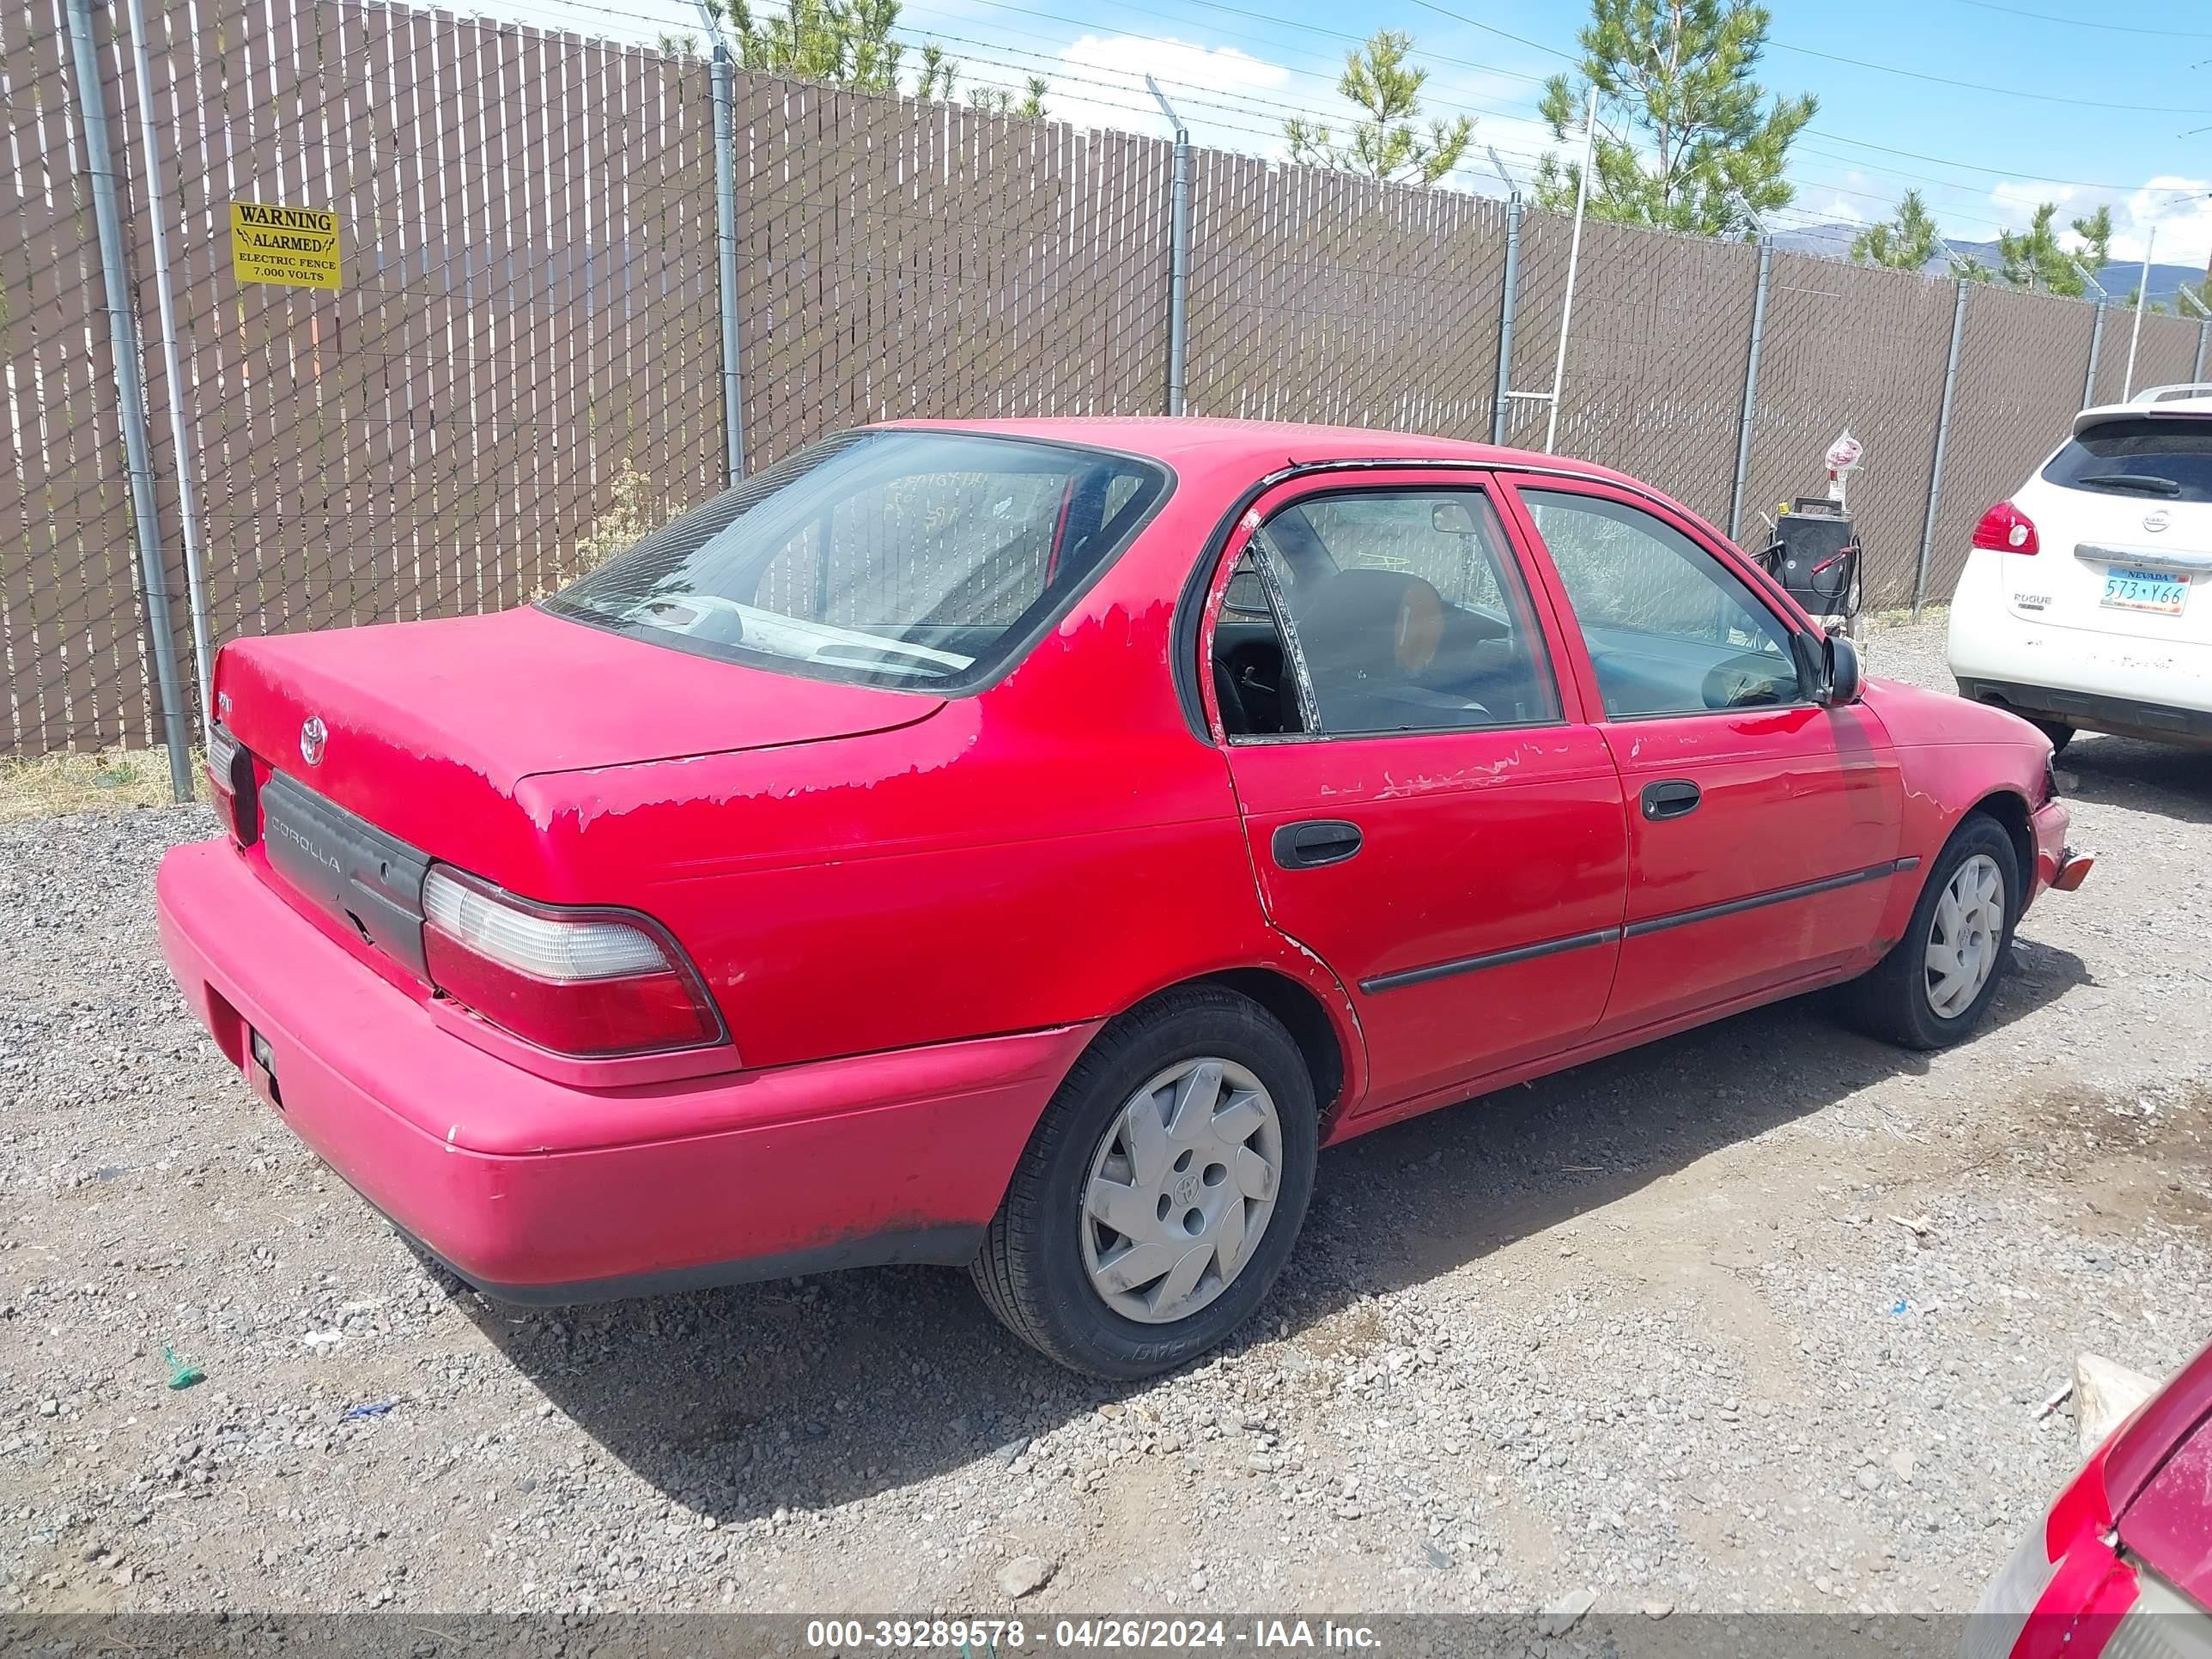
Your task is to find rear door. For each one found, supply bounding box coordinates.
[2011,409,2212,646]
[1204,471,1630,1117]
[1503,478,1905,1036]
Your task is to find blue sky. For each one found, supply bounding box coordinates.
[488,0,2212,269]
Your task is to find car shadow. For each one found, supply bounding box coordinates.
[457,937,2089,1527]
[2058,732,2212,826]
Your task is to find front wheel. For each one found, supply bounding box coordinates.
[970,988,1317,1377]
[1846,814,2020,1050]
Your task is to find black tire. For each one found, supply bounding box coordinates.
[1846,813,2021,1051]
[2029,719,2075,756]
[970,987,1318,1378]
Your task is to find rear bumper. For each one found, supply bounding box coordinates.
[1955,674,2212,747]
[1948,557,2212,744]
[156,839,1093,1301]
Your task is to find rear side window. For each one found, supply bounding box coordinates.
[2043,416,2212,504]
[546,430,1168,691]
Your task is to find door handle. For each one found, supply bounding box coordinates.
[1640,780,1701,821]
[1273,819,1364,870]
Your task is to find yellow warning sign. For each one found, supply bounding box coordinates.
[228,202,341,290]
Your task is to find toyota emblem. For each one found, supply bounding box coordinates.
[2143,509,2172,533]
[300,716,327,766]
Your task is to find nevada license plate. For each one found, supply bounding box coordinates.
[2100,566,2188,615]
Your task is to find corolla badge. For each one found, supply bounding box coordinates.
[2144,509,2172,533]
[300,715,327,766]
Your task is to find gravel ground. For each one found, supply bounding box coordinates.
[3,614,2209,1619]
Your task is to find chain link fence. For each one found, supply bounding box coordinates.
[9,0,2210,761]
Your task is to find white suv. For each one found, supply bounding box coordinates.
[1948,383,2212,751]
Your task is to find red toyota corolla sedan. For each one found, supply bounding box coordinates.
[157,419,2088,1376]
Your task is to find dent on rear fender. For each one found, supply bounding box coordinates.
[1276,931,1370,1133]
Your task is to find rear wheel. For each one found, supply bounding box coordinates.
[2028,718,2075,756]
[970,988,1317,1377]
[1846,814,2020,1050]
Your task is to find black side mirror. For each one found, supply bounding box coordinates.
[1824,633,1864,706]
[1790,631,1824,700]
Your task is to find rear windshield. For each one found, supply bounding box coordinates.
[544,429,1170,691]
[2042,416,2212,504]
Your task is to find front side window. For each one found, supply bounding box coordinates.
[1520,489,1801,718]
[1215,487,1560,738]
[545,430,1168,690]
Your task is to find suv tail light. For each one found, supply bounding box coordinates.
[419,866,725,1058]
[205,723,258,845]
[1972,501,2039,555]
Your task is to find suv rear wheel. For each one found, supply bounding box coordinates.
[971,987,1317,1377]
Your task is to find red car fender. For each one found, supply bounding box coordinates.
[1855,679,2052,943]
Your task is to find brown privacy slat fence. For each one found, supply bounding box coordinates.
[7,0,2209,758]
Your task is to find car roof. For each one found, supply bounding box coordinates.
[880,416,1650,492]
[2073,384,2212,437]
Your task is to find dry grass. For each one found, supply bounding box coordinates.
[0,745,202,823]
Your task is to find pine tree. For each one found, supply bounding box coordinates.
[1534,0,1815,239]
[969,76,1049,119]
[1284,31,1474,187]
[725,0,902,93]
[1998,203,2113,298]
[1850,190,1940,271]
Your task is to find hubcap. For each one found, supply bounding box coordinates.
[1924,853,2005,1019]
[1079,1057,1283,1325]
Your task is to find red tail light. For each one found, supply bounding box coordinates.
[1972,501,2039,555]
[205,723,258,846]
[420,866,725,1058]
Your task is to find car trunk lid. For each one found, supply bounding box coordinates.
[218,605,942,890]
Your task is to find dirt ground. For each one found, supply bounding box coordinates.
[3,615,2208,1619]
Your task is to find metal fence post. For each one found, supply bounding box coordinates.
[64,0,192,799]
[1148,78,1191,416]
[709,42,745,482]
[125,0,212,733]
[1915,277,1972,621]
[2081,300,2106,410]
[1491,194,1522,446]
[1728,237,1773,544]
[2197,318,2209,383]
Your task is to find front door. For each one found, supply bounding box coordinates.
[1504,479,1905,1036]
[1203,472,1631,1116]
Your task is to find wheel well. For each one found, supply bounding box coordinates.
[1966,789,2034,907]
[1181,969,1347,1117]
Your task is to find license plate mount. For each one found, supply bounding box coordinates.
[2100,566,2188,615]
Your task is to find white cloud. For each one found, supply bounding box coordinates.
[2117,175,2212,270]
[1989,178,2083,228]
[1816,195,1868,226]
[1985,173,2212,271]
[1034,33,1295,155]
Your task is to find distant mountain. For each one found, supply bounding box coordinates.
[1770,222,2204,305]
